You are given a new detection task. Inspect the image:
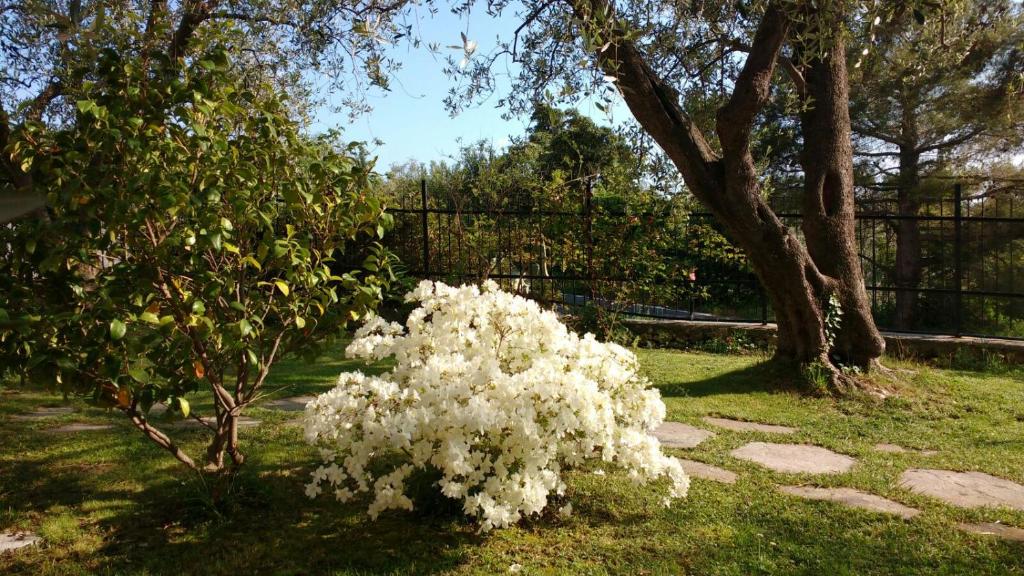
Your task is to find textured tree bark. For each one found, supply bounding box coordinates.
[572,0,885,386]
[796,34,886,367]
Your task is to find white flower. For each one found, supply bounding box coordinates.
[508,563,523,573]
[303,280,688,531]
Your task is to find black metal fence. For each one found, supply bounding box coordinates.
[386,179,1024,340]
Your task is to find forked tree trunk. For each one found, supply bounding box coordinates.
[574,0,885,387]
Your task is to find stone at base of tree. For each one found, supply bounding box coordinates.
[46,423,114,433]
[652,422,715,449]
[675,459,738,484]
[263,395,315,412]
[899,469,1024,511]
[778,486,920,519]
[0,531,40,553]
[957,522,1024,542]
[731,442,857,474]
[702,416,797,434]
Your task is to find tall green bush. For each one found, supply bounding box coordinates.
[0,46,396,474]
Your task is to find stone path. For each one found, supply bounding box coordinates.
[10,406,74,421]
[0,531,40,553]
[873,443,937,456]
[731,442,856,474]
[702,416,796,435]
[653,422,715,449]
[169,416,262,429]
[676,459,737,484]
[899,469,1024,511]
[778,486,920,519]
[957,522,1024,542]
[46,423,114,433]
[263,395,315,412]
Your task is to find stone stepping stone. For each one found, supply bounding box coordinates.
[703,416,796,435]
[778,486,920,519]
[653,422,715,449]
[957,522,1024,542]
[169,416,262,429]
[46,423,114,433]
[873,443,938,456]
[263,395,315,412]
[899,469,1024,511]
[676,458,737,484]
[0,531,40,553]
[10,406,75,421]
[731,442,856,474]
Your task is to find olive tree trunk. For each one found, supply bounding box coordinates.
[573,0,884,387]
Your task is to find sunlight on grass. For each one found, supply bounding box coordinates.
[2,346,1023,575]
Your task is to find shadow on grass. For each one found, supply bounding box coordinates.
[1,449,477,575]
[657,359,802,399]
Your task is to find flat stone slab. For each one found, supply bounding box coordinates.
[899,469,1024,511]
[46,423,114,433]
[653,422,715,449]
[170,416,262,429]
[731,442,856,474]
[873,443,938,456]
[10,406,75,421]
[779,486,920,519]
[0,531,41,552]
[676,458,737,484]
[263,395,315,412]
[703,416,796,435]
[957,522,1024,542]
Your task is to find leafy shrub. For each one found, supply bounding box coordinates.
[0,47,396,474]
[303,281,688,531]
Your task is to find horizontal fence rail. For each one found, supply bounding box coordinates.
[385,179,1024,340]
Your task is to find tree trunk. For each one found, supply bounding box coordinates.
[796,34,886,367]
[894,145,922,331]
[573,0,885,387]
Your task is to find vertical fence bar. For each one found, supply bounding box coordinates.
[420,178,430,278]
[584,177,595,300]
[759,284,768,325]
[954,183,963,337]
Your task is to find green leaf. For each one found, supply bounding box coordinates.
[176,397,190,419]
[274,280,290,296]
[239,318,253,338]
[128,365,149,383]
[139,312,160,324]
[295,316,306,329]
[110,319,127,341]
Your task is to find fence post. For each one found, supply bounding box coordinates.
[420,178,430,278]
[584,177,595,299]
[759,284,768,326]
[953,183,963,337]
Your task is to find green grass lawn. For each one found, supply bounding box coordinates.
[2,347,1023,575]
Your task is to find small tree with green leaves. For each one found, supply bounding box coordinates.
[0,46,396,474]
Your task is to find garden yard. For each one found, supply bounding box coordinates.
[3,345,1023,575]
[3,0,1024,574]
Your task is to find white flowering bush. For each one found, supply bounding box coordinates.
[303,280,688,531]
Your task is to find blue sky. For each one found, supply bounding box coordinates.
[310,5,627,171]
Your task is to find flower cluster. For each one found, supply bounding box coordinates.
[303,280,688,531]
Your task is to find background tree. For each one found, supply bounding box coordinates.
[850,1,1024,330]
